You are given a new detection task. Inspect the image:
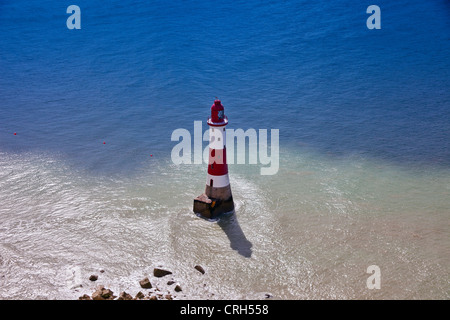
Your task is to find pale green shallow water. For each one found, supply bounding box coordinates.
[0,149,448,299]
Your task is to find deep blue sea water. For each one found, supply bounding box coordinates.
[1,0,449,172]
[0,0,449,299]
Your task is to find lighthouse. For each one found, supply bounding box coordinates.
[193,99,235,219]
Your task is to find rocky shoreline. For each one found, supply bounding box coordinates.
[77,266,206,301]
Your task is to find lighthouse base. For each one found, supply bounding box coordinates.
[193,193,234,219]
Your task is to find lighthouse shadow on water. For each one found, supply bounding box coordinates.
[217,212,253,258]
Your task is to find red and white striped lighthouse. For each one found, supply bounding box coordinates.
[193,99,235,219]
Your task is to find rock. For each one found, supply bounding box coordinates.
[139,277,152,289]
[78,294,92,300]
[265,293,273,299]
[175,284,182,292]
[194,265,205,274]
[92,286,116,300]
[102,289,116,300]
[118,291,133,300]
[153,267,172,278]
[167,280,175,285]
[89,274,98,281]
[135,291,145,300]
[91,290,102,300]
[164,294,173,300]
[99,269,105,273]
[149,294,158,300]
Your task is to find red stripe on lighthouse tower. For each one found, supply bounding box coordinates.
[193,99,235,219]
[207,146,229,187]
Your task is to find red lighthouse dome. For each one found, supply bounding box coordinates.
[208,99,228,126]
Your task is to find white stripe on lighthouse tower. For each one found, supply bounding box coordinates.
[206,124,230,188]
[209,125,226,149]
[207,123,230,189]
[206,174,230,188]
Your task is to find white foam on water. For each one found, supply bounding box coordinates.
[0,150,449,299]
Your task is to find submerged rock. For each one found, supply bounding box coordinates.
[92,286,116,300]
[139,277,152,289]
[135,291,145,300]
[153,267,172,278]
[194,265,205,274]
[78,294,92,300]
[118,291,133,300]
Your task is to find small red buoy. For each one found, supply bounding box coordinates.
[103,142,106,144]
[14,132,17,135]
[150,154,153,157]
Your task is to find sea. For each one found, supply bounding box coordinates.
[0,0,449,299]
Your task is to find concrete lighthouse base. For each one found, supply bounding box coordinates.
[193,191,235,219]
[205,184,233,201]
